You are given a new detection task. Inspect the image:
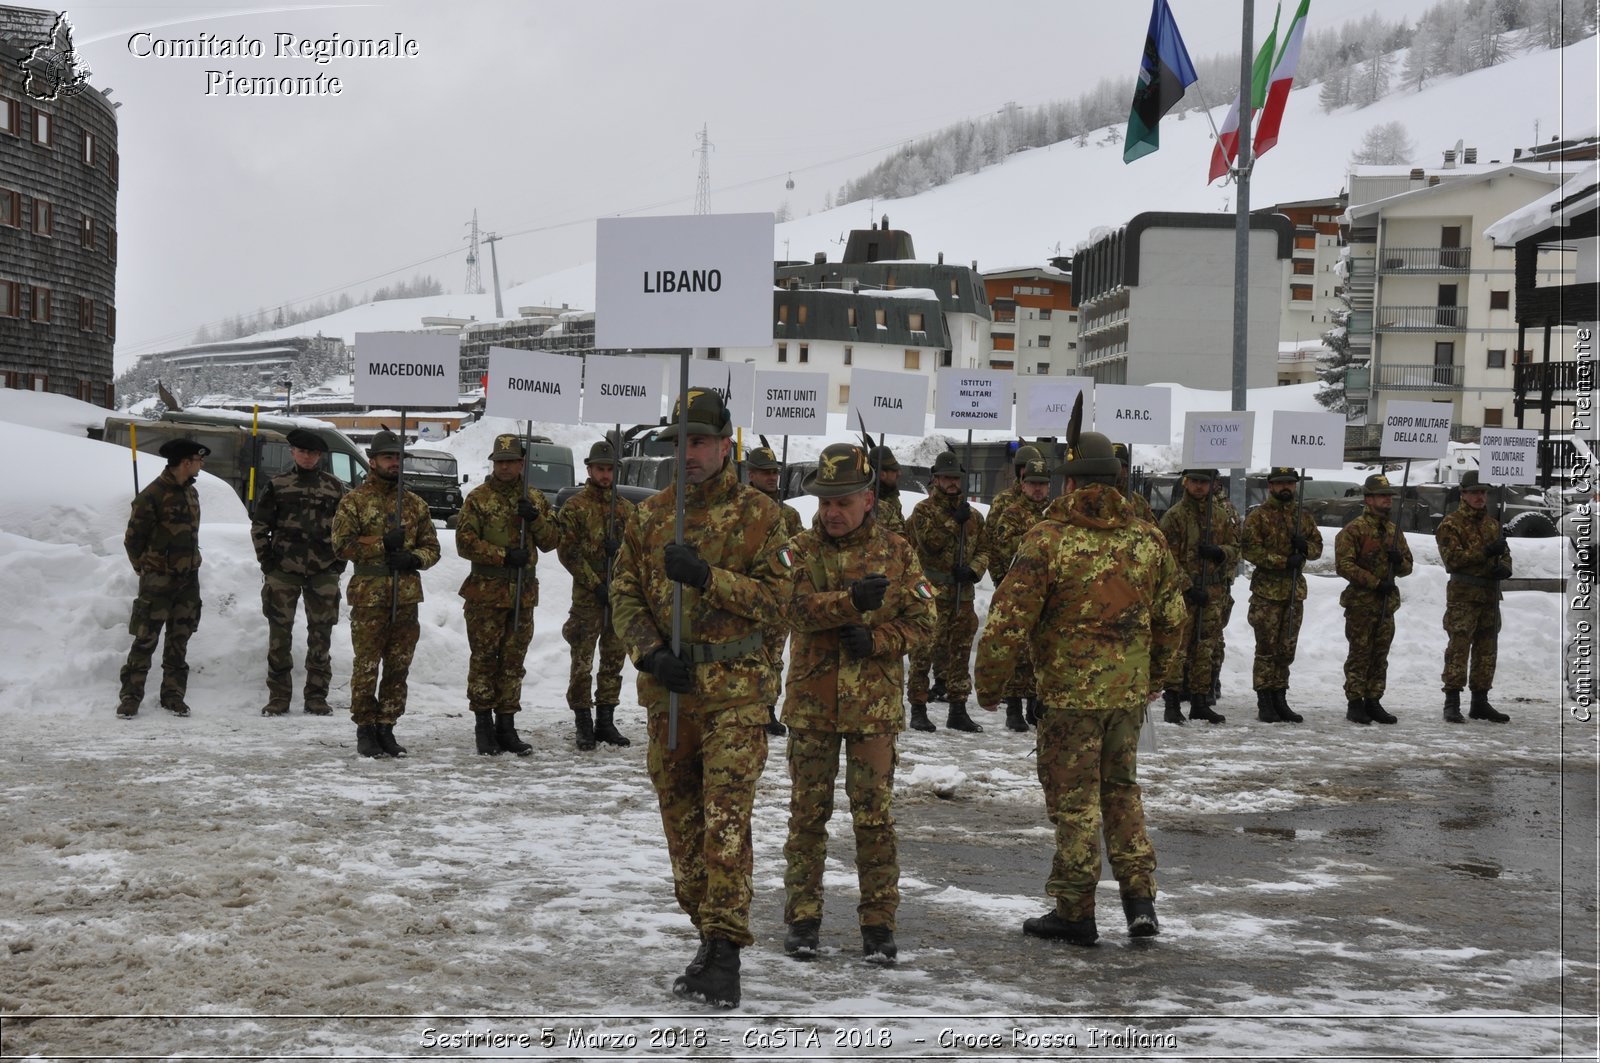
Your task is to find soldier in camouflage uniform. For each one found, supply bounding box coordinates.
[610,388,793,1009]
[251,428,346,717]
[455,433,561,757]
[1334,473,1414,725]
[779,443,936,965]
[984,444,1042,537]
[905,450,988,733]
[746,444,804,736]
[118,439,209,718]
[868,446,906,537]
[1239,468,1324,724]
[330,430,441,758]
[987,456,1052,731]
[976,432,1185,945]
[1112,443,1158,524]
[557,440,637,750]
[1435,470,1512,723]
[1158,469,1236,725]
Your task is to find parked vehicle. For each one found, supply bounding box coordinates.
[401,448,465,524]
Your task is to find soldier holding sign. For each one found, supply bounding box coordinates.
[906,450,989,733]
[1158,469,1237,725]
[1334,474,1413,725]
[1434,470,1512,723]
[1240,468,1323,723]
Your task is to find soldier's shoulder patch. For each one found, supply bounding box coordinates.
[777,546,796,569]
[913,579,935,600]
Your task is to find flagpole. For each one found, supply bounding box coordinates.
[1188,79,1227,146]
[1229,0,1254,517]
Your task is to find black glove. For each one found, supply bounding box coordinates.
[952,502,973,526]
[839,624,875,659]
[503,546,530,569]
[952,564,980,585]
[517,497,541,523]
[1199,543,1226,563]
[849,574,890,612]
[1386,548,1404,571]
[644,646,693,693]
[1376,577,1398,596]
[1484,536,1508,558]
[1490,563,1512,581]
[593,580,610,607]
[1290,535,1308,555]
[1287,552,1306,570]
[261,545,283,573]
[663,543,711,588]
[1183,586,1209,608]
[603,535,621,559]
[386,550,421,572]
[381,528,404,553]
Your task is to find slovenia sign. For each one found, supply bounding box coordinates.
[581,354,666,426]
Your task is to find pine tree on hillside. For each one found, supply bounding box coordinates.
[1316,274,1358,414]
[1349,121,1417,165]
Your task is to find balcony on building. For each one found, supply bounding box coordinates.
[1374,362,1465,390]
[1375,305,1468,331]
[1377,246,1473,273]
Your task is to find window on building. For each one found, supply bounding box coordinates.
[776,343,787,363]
[0,96,17,136]
[798,344,808,363]
[1483,407,1503,427]
[797,304,808,325]
[0,188,18,227]
[107,304,116,339]
[874,308,886,327]
[82,130,95,166]
[908,312,923,331]
[777,304,788,325]
[1294,233,1316,250]
[1068,341,1077,350]
[1037,362,1049,375]
[941,350,953,367]
[107,228,116,260]
[970,320,977,341]
[0,280,19,318]
[886,271,896,290]
[1489,289,1510,310]
[81,215,94,249]
[847,306,857,327]
[1068,313,1078,322]
[706,347,721,361]
[1487,348,1506,368]
[31,198,51,236]
[109,150,119,184]
[78,296,94,331]
[949,278,959,298]
[842,345,852,365]
[1039,308,1052,320]
[1293,258,1315,275]
[27,286,51,323]
[1038,334,1051,347]
[838,384,850,405]
[1290,284,1313,302]
[1514,348,1532,365]
[32,110,51,146]
[904,349,920,370]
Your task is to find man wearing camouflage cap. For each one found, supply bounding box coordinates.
[251,428,347,717]
[986,456,1053,731]
[610,387,794,1009]
[868,446,906,537]
[118,438,210,718]
[1158,468,1238,725]
[456,433,561,756]
[780,442,935,965]
[1334,473,1413,725]
[906,449,989,733]
[1434,470,1512,723]
[976,432,1185,945]
[1240,468,1323,723]
[986,443,1042,536]
[746,443,804,736]
[331,430,441,757]
[557,439,637,749]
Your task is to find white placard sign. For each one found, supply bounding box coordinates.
[934,367,1014,431]
[1270,410,1347,471]
[353,332,459,408]
[1381,400,1454,459]
[687,359,756,430]
[484,347,583,424]
[848,368,929,438]
[1479,427,1540,485]
[752,370,829,436]
[582,354,664,425]
[595,213,775,350]
[1182,410,1256,467]
[1093,383,1171,445]
[1015,376,1092,437]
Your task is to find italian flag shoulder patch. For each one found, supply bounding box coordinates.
[913,580,935,600]
[777,546,795,569]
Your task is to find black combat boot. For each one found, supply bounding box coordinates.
[573,707,597,751]
[908,702,937,732]
[1443,689,1466,724]
[1346,698,1372,725]
[162,698,191,718]
[593,703,630,746]
[946,699,983,733]
[1004,697,1028,732]
[1273,689,1304,724]
[685,933,708,976]
[1256,689,1279,723]
[356,723,388,757]
[861,925,898,964]
[1024,697,1039,726]
[1162,690,1186,725]
[303,696,333,716]
[1188,692,1225,724]
[376,723,407,757]
[1022,909,1098,946]
[474,712,501,756]
[116,697,139,719]
[261,694,290,717]
[1122,895,1160,937]
[928,678,948,704]
[672,936,740,1008]
[1364,698,1397,725]
[784,919,820,959]
[764,705,787,736]
[1468,689,1510,723]
[495,713,532,756]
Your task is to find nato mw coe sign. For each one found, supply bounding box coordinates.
[594,213,775,350]
[1381,400,1453,459]
[354,332,459,408]
[1182,411,1256,468]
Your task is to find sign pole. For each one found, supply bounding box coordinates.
[391,409,407,622]
[513,419,532,630]
[247,405,259,513]
[605,422,621,632]
[779,435,789,500]
[668,350,693,752]
[130,422,140,496]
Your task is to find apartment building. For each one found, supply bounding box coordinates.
[981,265,1078,376]
[1260,195,1346,385]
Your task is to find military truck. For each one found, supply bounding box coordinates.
[401,447,465,524]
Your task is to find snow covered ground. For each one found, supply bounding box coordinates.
[1,394,1595,1060]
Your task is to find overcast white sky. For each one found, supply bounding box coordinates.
[59,0,1451,362]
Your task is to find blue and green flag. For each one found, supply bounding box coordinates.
[1124,0,1199,164]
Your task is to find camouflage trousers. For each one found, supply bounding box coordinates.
[763,628,789,710]
[563,597,626,711]
[465,602,535,715]
[1036,704,1156,919]
[1343,594,1397,700]
[1247,594,1304,691]
[1441,590,1500,692]
[646,707,768,947]
[908,592,977,701]
[119,575,202,707]
[262,573,340,703]
[349,604,419,725]
[1174,591,1231,695]
[783,729,899,929]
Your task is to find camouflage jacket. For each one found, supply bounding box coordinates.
[756,488,805,539]
[557,480,637,593]
[455,476,560,608]
[250,466,346,582]
[1126,489,1157,525]
[874,488,906,537]
[976,484,1187,711]
[1435,504,1511,602]
[611,459,794,722]
[986,491,1049,583]
[1240,494,1324,603]
[906,490,989,603]
[125,468,201,583]
[1334,507,1414,609]
[331,476,441,607]
[782,518,937,733]
[984,482,1026,538]
[1160,492,1241,591]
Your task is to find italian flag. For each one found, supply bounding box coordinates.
[1255,0,1311,157]
[1208,3,1280,184]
